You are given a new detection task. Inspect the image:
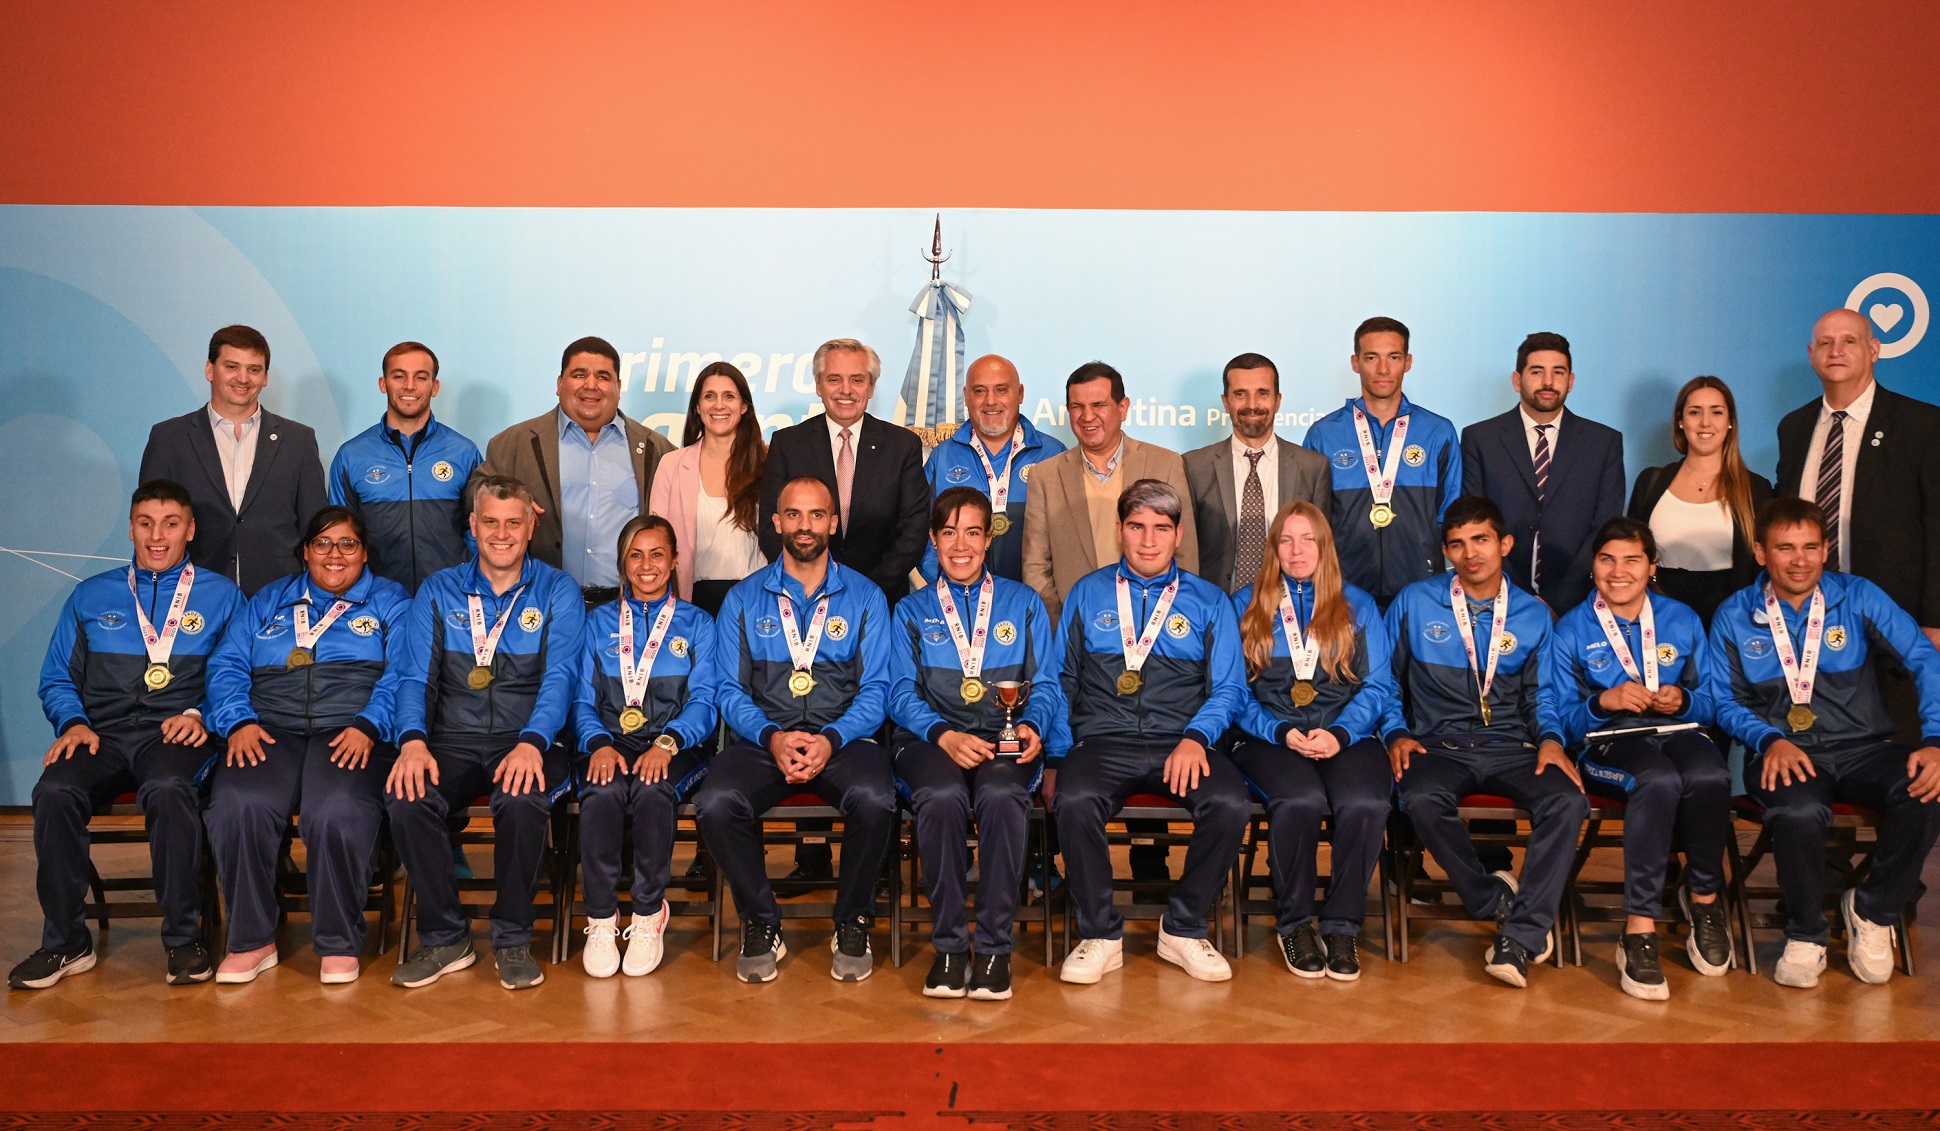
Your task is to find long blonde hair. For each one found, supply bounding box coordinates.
[1240,501,1359,683]
[1672,376,1756,544]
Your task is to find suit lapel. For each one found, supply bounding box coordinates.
[1854,388,1893,492]
[1497,412,1540,501]
[621,415,652,511]
[237,410,282,515]
[183,410,231,513]
[1274,438,1304,505]
[1210,443,1236,526]
[1061,451,1097,570]
[1540,409,1581,497]
[538,412,563,507]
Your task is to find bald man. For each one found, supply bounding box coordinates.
[919,355,1067,584]
[1777,308,1940,738]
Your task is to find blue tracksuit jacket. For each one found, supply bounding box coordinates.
[711,558,892,749]
[1381,573,1563,747]
[1303,396,1462,606]
[888,571,1070,753]
[918,419,1066,584]
[1231,576,1394,749]
[328,413,481,592]
[573,593,719,755]
[1545,591,1712,749]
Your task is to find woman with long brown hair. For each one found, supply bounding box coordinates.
[648,360,768,614]
[1229,500,1395,982]
[1627,375,1774,626]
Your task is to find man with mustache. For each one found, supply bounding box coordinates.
[697,476,898,984]
[1459,332,1625,614]
[1185,352,1335,594]
[918,354,1066,585]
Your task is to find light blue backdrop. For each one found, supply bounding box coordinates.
[0,206,1933,802]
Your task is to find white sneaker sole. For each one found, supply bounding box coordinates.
[967,985,1013,1001]
[1483,957,1527,988]
[13,950,97,990]
[1841,889,1896,985]
[1059,947,1124,984]
[582,951,620,979]
[318,964,361,985]
[922,981,969,999]
[622,902,670,977]
[215,949,279,985]
[736,941,787,984]
[1678,887,1732,976]
[1616,945,1670,1001]
[1156,936,1233,982]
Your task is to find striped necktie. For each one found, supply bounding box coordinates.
[1532,423,1552,504]
[1816,410,1848,568]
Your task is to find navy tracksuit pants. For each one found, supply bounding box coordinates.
[894,740,1038,955]
[1579,730,1731,920]
[575,748,708,919]
[1229,737,1393,937]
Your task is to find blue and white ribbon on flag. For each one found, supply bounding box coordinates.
[894,278,972,441]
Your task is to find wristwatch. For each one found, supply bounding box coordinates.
[652,733,680,755]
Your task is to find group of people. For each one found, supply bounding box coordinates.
[12,311,1940,1007]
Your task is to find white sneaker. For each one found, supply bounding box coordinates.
[1059,937,1124,984]
[622,901,670,977]
[581,915,621,979]
[1773,939,1827,988]
[1841,888,1896,985]
[1156,927,1233,982]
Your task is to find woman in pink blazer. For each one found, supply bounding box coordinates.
[649,360,768,614]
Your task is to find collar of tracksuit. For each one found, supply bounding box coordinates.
[382,412,441,460]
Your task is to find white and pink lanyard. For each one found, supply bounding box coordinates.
[778,592,831,675]
[936,574,995,678]
[970,427,1026,514]
[1277,578,1321,683]
[1351,405,1410,508]
[128,564,195,667]
[1449,576,1510,707]
[618,597,678,708]
[1592,595,1658,692]
[1115,574,1179,676]
[1763,584,1827,708]
[292,595,354,652]
[466,587,526,669]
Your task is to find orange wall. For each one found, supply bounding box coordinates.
[5,1,1938,211]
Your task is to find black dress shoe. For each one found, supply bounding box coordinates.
[774,862,833,897]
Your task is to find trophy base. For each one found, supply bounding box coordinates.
[994,738,1023,757]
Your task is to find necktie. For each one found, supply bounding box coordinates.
[1532,423,1552,505]
[1817,410,1848,569]
[837,426,855,536]
[1236,447,1267,587]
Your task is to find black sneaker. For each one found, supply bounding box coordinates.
[1483,934,1531,988]
[165,942,214,985]
[1680,885,1732,976]
[968,952,1013,1001]
[736,919,785,983]
[922,951,969,998]
[1279,923,1327,979]
[1323,932,1361,982]
[1489,870,1519,925]
[8,945,96,990]
[1617,931,1669,1001]
[830,914,873,982]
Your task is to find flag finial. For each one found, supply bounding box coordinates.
[923,213,950,282]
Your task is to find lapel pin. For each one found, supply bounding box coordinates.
[269,433,278,441]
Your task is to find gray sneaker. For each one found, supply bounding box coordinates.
[830,914,874,982]
[391,940,476,988]
[494,944,545,990]
[737,918,786,983]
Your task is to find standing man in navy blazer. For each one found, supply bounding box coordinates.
[139,325,329,596]
[1460,332,1624,615]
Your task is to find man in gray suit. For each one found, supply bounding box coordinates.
[1184,353,1335,593]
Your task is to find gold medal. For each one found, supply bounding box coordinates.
[1479,699,1493,726]
[1787,704,1817,733]
[142,663,172,691]
[1116,669,1143,696]
[1291,681,1317,707]
[286,647,315,668]
[1370,503,1395,529]
[467,665,494,690]
[619,707,647,734]
[788,669,815,697]
[961,678,986,704]
[990,513,1011,537]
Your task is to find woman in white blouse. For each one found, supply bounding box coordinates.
[1626,376,1774,626]
[648,360,768,615]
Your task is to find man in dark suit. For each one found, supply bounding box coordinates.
[1777,307,1940,736]
[1459,332,1624,615]
[138,325,328,595]
[758,337,931,881]
[1184,352,1335,593]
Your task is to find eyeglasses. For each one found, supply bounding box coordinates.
[308,537,364,555]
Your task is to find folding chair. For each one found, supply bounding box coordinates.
[1060,793,1230,955]
[1390,795,1566,966]
[85,790,222,944]
[1558,793,1741,968]
[1231,800,1395,960]
[1726,796,1916,976]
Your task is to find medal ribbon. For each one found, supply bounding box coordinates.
[1115,573,1179,676]
[969,426,1026,515]
[1763,584,1826,708]
[778,591,831,675]
[618,596,679,709]
[292,595,354,652]
[1351,405,1411,507]
[1449,576,1510,713]
[1277,577,1321,683]
[466,586,527,670]
[1591,594,1658,692]
[936,573,995,679]
[127,564,195,667]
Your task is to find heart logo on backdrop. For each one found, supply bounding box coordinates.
[1847,273,1928,359]
[1870,303,1905,333]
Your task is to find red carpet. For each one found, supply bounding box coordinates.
[3,1042,1938,1128]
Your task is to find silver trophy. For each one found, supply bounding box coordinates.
[992,680,1031,756]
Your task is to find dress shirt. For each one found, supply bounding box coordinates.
[557,410,638,588]
[207,403,262,512]
[1797,380,1875,573]
[1081,438,1125,483]
[824,411,864,465]
[1519,406,1562,464]
[1229,432,1279,518]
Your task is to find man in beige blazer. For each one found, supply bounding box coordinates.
[470,336,676,604]
[1022,362,1199,624]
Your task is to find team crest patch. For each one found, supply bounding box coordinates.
[1403,445,1427,467]
[1424,620,1452,643]
[754,615,780,638]
[670,636,689,657]
[180,611,205,635]
[826,616,849,641]
[257,620,289,639]
[1019,464,1032,482]
[1496,630,1517,656]
[350,616,380,636]
[1656,643,1679,665]
[1825,625,1848,650]
[1744,637,1772,658]
[432,461,455,482]
[922,627,947,645]
[945,465,970,484]
[447,610,472,630]
[519,608,544,633]
[1166,613,1191,638]
[1331,450,1357,469]
[994,620,1017,646]
[1093,610,1119,631]
[363,465,390,484]
[1586,651,1612,672]
[97,611,126,630]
